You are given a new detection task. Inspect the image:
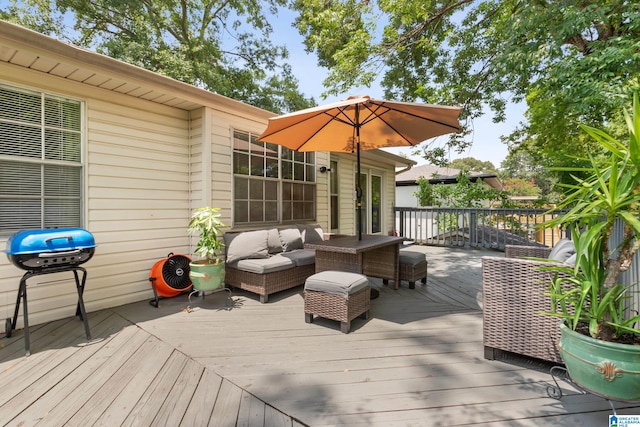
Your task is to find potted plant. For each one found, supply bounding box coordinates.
[542,94,640,401]
[187,206,226,291]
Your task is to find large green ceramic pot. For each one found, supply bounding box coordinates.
[188,260,225,291]
[558,321,640,402]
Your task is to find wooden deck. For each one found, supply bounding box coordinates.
[1,246,639,426]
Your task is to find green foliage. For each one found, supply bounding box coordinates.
[543,227,640,339]
[449,157,496,174]
[413,177,434,206]
[292,0,640,165]
[500,150,557,196]
[501,177,541,197]
[542,94,640,340]
[0,0,65,37]
[414,171,508,232]
[430,171,505,209]
[3,0,315,113]
[187,207,226,263]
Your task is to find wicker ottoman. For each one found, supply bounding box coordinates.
[304,271,371,333]
[399,250,428,289]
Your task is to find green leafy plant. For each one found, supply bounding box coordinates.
[544,226,640,341]
[187,207,226,263]
[542,94,640,342]
[413,177,434,206]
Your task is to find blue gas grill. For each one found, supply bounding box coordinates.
[4,228,96,356]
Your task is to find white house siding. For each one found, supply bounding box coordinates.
[84,98,192,310]
[314,151,331,231]
[333,155,356,236]
[0,64,193,329]
[188,107,205,214]
[396,185,419,208]
[383,166,395,234]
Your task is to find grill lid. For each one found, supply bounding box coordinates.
[5,228,96,255]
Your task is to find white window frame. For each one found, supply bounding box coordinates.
[232,129,316,225]
[0,83,85,237]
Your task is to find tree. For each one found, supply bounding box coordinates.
[414,171,505,208]
[500,150,556,195]
[292,1,640,165]
[449,157,496,174]
[413,177,434,206]
[1,0,315,113]
[0,0,65,37]
[501,177,540,198]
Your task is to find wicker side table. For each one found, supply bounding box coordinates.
[303,271,371,333]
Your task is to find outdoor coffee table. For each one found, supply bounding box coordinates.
[304,235,404,289]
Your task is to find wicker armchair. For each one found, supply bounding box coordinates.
[482,245,569,363]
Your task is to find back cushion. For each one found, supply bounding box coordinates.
[297,224,324,244]
[267,228,283,254]
[548,238,576,263]
[278,227,304,252]
[224,230,270,263]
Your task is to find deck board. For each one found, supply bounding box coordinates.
[179,368,222,426]
[237,391,266,427]
[27,327,150,425]
[0,311,121,425]
[69,337,175,426]
[151,358,206,427]
[121,350,189,426]
[209,379,244,427]
[1,245,638,426]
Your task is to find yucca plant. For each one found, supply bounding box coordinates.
[542,93,640,343]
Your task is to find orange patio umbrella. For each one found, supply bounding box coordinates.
[258,95,462,239]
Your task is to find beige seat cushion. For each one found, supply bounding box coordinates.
[304,271,369,297]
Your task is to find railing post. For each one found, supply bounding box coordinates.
[470,211,477,247]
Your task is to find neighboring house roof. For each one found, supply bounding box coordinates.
[396,163,502,189]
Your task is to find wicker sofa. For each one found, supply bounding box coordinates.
[223,224,325,303]
[481,243,574,363]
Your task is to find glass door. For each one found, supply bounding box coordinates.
[371,174,382,233]
[356,172,367,235]
[330,159,339,232]
[355,170,383,235]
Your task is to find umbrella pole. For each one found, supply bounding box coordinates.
[357,137,362,240]
[355,104,362,240]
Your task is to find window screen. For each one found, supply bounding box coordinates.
[0,85,83,236]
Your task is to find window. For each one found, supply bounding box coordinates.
[233,130,315,225]
[0,84,83,237]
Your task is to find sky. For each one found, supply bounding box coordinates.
[268,8,525,169]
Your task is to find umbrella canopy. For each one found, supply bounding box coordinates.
[258,95,462,238]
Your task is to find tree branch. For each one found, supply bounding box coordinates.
[382,0,474,51]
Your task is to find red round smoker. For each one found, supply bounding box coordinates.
[149,253,192,301]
